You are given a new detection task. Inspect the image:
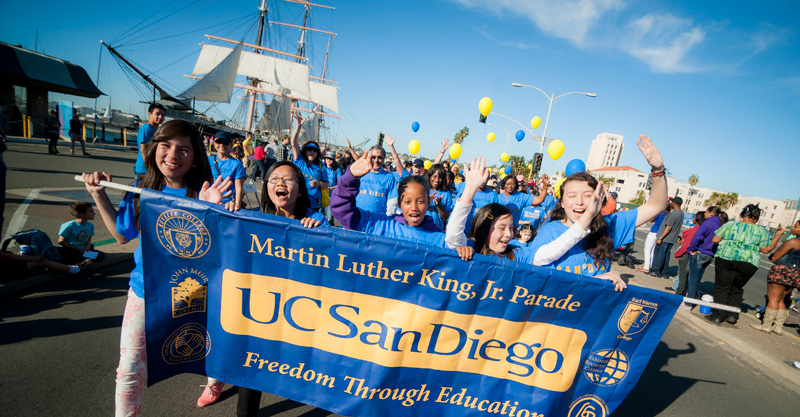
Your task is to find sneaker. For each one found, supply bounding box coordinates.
[83,152,92,156]
[197,382,224,407]
[71,149,75,155]
[794,361,800,370]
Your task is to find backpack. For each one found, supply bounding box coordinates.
[2,229,61,261]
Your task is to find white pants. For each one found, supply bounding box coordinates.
[115,290,146,417]
[643,232,658,270]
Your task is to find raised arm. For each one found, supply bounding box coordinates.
[345,138,360,160]
[760,229,787,254]
[290,109,305,160]
[433,137,449,165]
[331,151,372,230]
[384,134,405,177]
[634,135,668,226]
[446,157,487,249]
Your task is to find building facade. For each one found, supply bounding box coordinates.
[586,133,624,171]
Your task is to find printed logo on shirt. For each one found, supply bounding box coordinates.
[156,209,211,259]
[568,395,609,417]
[583,348,629,387]
[170,268,208,318]
[617,298,658,339]
[161,322,210,365]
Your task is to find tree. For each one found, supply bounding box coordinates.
[704,192,739,210]
[629,190,646,205]
[598,175,616,189]
[507,155,528,178]
[453,127,470,144]
[688,174,699,187]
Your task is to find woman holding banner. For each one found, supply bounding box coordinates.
[81,120,231,417]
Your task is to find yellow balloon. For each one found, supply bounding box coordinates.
[487,132,496,142]
[487,168,493,173]
[548,139,565,161]
[424,160,432,170]
[478,97,493,117]
[499,173,506,180]
[531,116,542,130]
[408,140,421,155]
[500,152,510,162]
[527,164,533,170]
[554,177,567,199]
[449,143,462,160]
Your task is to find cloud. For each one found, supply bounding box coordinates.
[452,0,624,46]
[621,14,707,73]
[472,25,537,50]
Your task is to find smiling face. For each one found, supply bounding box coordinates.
[267,165,301,215]
[503,177,517,194]
[155,136,194,188]
[519,227,533,242]
[399,182,429,227]
[560,180,596,226]
[304,146,319,163]
[148,108,166,126]
[487,214,514,253]
[214,141,231,158]
[429,172,442,190]
[369,150,385,172]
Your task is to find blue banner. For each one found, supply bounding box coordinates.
[140,190,682,417]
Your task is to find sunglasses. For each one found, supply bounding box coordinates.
[370,155,384,160]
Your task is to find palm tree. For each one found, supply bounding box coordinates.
[454,127,470,144]
[598,175,616,189]
[704,192,739,210]
[629,190,646,205]
[688,174,699,187]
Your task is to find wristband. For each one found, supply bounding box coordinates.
[651,169,665,177]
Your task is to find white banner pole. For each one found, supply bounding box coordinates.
[73,175,142,194]
[682,298,741,313]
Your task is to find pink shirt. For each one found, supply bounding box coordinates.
[674,226,699,259]
[253,145,265,160]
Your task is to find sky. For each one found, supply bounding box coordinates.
[2,0,799,202]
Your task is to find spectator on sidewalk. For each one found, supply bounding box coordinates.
[683,206,724,306]
[650,197,684,279]
[45,109,61,155]
[69,112,90,156]
[751,220,800,334]
[674,211,705,302]
[134,103,166,179]
[638,207,668,273]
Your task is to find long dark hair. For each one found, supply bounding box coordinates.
[550,173,613,267]
[134,120,212,227]
[426,164,447,191]
[469,203,516,261]
[259,161,311,219]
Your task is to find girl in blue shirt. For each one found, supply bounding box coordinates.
[426,163,454,229]
[290,110,328,210]
[518,135,669,291]
[82,120,230,416]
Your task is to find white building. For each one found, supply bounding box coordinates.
[589,166,649,205]
[586,133,624,171]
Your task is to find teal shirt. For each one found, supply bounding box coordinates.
[714,221,770,267]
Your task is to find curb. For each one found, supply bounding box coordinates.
[0,252,133,298]
[6,136,138,152]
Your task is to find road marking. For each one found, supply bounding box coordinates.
[2,189,39,243]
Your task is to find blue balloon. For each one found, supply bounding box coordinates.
[504,165,513,175]
[565,159,586,177]
[515,130,525,142]
[459,169,464,175]
[411,121,420,133]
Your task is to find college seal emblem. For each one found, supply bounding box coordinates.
[161,323,210,365]
[568,395,609,417]
[617,298,658,336]
[156,209,210,259]
[583,349,629,387]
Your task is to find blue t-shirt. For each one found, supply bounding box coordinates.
[650,211,667,233]
[509,238,534,248]
[517,209,638,276]
[323,166,342,188]
[209,155,247,204]
[118,185,188,298]
[520,206,547,230]
[427,190,454,230]
[294,159,328,209]
[356,210,447,248]
[356,170,397,214]
[457,187,499,233]
[538,193,556,215]
[58,220,94,247]
[392,169,410,183]
[135,124,157,174]
[499,192,534,225]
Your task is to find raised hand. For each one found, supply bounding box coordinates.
[200,176,233,204]
[348,151,372,178]
[440,137,449,153]
[384,134,395,148]
[293,109,305,126]
[463,157,488,191]
[637,134,664,170]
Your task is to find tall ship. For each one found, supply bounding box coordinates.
[101,0,339,142]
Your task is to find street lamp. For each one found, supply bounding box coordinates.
[511,83,597,154]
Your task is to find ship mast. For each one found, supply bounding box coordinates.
[245,0,269,133]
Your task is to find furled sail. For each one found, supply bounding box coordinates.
[179,43,242,102]
[298,108,320,143]
[256,80,338,114]
[192,44,311,98]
